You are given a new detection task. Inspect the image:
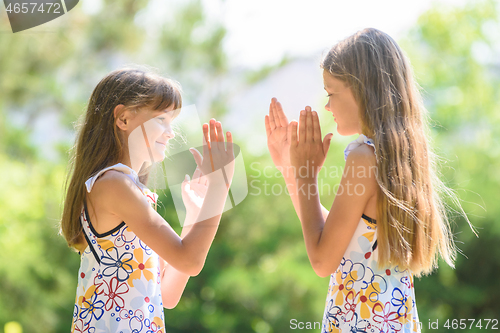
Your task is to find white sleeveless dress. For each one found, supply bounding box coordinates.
[321,135,421,333]
[70,163,165,333]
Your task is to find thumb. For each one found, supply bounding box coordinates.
[189,147,203,167]
[182,174,190,187]
[286,121,293,144]
[323,133,334,155]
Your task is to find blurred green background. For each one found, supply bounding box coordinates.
[0,0,499,332]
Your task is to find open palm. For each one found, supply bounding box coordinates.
[182,168,208,213]
[265,97,293,173]
[181,149,208,216]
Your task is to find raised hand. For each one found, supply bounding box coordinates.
[181,149,208,218]
[265,97,294,176]
[196,118,235,187]
[290,107,333,180]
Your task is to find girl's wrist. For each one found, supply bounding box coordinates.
[278,165,294,179]
[295,176,319,184]
[206,178,231,191]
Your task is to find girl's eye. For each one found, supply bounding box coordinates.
[157,118,165,122]
[326,94,332,98]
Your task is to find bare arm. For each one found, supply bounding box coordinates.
[102,169,227,276]
[101,120,233,277]
[290,109,377,277]
[160,213,195,309]
[282,173,330,221]
[265,97,329,220]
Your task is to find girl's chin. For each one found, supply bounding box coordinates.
[335,127,355,137]
[154,151,165,160]
[146,150,165,163]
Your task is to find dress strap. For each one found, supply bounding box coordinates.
[81,198,101,264]
[85,163,158,205]
[85,163,140,192]
[344,134,376,161]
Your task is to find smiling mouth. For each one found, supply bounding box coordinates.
[156,141,167,147]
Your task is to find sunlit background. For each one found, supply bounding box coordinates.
[1,0,499,332]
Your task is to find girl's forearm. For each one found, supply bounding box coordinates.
[161,219,194,309]
[283,172,329,220]
[295,177,326,269]
[179,182,228,274]
[161,179,229,306]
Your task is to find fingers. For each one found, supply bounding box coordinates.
[192,167,202,183]
[312,111,321,143]
[202,123,210,158]
[323,133,334,156]
[226,131,233,156]
[209,119,217,143]
[265,115,271,137]
[275,98,289,127]
[216,121,225,151]
[207,120,216,172]
[290,121,298,146]
[286,118,293,145]
[271,97,283,128]
[305,107,313,143]
[268,99,277,130]
[299,110,306,143]
[182,174,190,190]
[189,147,203,168]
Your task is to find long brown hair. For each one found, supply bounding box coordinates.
[322,28,473,276]
[60,67,182,251]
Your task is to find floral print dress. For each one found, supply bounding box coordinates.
[321,135,421,333]
[71,163,165,333]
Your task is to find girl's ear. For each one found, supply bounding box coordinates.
[114,104,128,130]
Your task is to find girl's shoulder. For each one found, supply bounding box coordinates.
[89,170,146,207]
[342,143,378,195]
[346,144,377,168]
[91,169,140,194]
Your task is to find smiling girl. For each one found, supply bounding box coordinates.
[61,68,234,332]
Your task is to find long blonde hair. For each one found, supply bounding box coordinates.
[60,67,182,251]
[322,28,473,277]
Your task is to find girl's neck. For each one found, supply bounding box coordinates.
[118,156,142,174]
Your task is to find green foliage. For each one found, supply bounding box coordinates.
[245,56,292,85]
[0,150,78,332]
[1,0,499,332]
[400,0,500,329]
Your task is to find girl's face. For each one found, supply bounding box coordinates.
[323,70,362,136]
[126,104,176,170]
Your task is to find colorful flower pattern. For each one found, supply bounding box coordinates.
[321,215,421,333]
[71,164,164,332]
[322,135,420,332]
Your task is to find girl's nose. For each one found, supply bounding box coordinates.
[164,126,175,140]
[325,101,331,112]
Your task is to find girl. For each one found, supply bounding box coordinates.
[60,68,234,332]
[265,28,470,332]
